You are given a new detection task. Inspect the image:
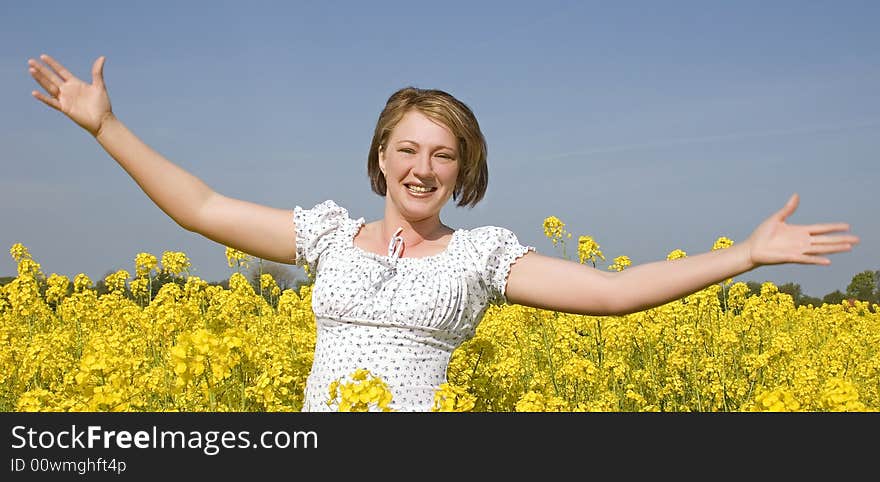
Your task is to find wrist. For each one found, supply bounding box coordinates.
[94,111,117,140]
[737,241,757,272]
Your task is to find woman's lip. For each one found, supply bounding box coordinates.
[404,184,437,196]
[404,184,437,191]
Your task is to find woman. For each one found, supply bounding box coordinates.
[27,54,861,411]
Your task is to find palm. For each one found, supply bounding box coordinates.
[57,78,109,131]
[28,54,111,136]
[744,193,859,267]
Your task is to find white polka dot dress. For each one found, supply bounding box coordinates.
[293,199,536,412]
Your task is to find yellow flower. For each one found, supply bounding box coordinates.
[161,251,191,277]
[260,274,281,298]
[135,253,158,278]
[820,378,867,412]
[129,278,149,299]
[760,282,778,298]
[711,237,735,284]
[608,255,631,272]
[16,258,43,279]
[577,235,605,266]
[712,236,734,251]
[751,388,801,412]
[9,242,32,262]
[542,216,566,246]
[515,392,547,412]
[103,270,130,294]
[6,221,880,414]
[45,273,70,305]
[432,383,476,412]
[73,273,94,293]
[225,246,252,270]
[727,282,751,311]
[327,369,394,412]
[666,249,687,261]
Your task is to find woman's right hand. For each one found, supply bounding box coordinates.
[28,54,113,137]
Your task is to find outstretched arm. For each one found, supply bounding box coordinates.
[28,54,300,265]
[505,193,860,316]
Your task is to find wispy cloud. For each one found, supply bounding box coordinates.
[536,120,880,162]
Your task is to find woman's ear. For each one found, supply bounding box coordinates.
[378,146,386,176]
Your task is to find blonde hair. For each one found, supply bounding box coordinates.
[367,87,488,208]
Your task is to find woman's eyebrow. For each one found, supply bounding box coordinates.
[395,139,456,151]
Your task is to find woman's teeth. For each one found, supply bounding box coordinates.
[406,185,436,193]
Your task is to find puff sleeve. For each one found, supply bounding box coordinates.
[292,199,350,273]
[470,226,536,306]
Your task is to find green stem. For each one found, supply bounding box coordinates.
[540,317,560,396]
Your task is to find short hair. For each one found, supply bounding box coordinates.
[367,86,488,208]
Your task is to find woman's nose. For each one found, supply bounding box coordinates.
[411,152,434,176]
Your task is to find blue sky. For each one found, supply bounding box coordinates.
[2,1,877,298]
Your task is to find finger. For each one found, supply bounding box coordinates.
[92,56,105,89]
[39,54,74,82]
[795,254,831,265]
[31,90,62,111]
[29,66,60,97]
[29,56,64,86]
[804,243,853,255]
[810,234,860,245]
[807,223,852,234]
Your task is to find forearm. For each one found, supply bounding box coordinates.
[612,243,756,315]
[94,113,213,230]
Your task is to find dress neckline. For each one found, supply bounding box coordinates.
[349,217,460,262]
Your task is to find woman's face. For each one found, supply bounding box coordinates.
[378,110,460,222]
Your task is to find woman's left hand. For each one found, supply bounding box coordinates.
[744,193,860,267]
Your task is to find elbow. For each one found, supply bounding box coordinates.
[603,272,632,317]
[568,272,630,317]
[176,208,207,234]
[172,211,198,233]
[177,191,215,234]
[607,304,634,317]
[604,274,660,317]
[177,218,197,233]
[600,302,628,318]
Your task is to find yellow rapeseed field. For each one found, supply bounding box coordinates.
[2,217,877,412]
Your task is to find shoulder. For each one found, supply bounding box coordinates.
[293,199,357,243]
[459,225,535,265]
[293,199,359,268]
[294,199,354,222]
[459,225,536,306]
[308,199,348,214]
[463,225,525,249]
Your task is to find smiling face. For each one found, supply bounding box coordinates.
[378,109,460,223]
